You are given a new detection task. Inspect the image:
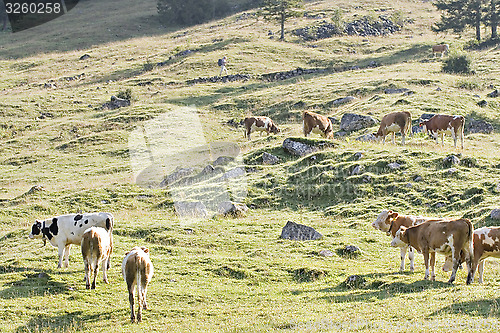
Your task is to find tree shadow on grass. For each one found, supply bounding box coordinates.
[0,269,69,299]
[429,298,500,318]
[15,309,128,333]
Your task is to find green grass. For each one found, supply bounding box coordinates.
[1,0,500,331]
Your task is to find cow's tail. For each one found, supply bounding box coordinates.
[407,113,413,137]
[136,255,143,304]
[464,218,475,284]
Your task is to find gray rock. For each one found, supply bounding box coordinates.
[335,131,349,137]
[218,201,249,216]
[466,118,494,134]
[337,245,361,258]
[412,125,423,134]
[319,250,334,257]
[102,96,130,110]
[478,100,488,107]
[406,183,413,188]
[354,152,364,160]
[160,167,196,187]
[280,221,323,241]
[200,165,215,176]
[213,156,235,166]
[387,162,401,170]
[174,201,208,218]
[420,113,435,122]
[356,133,376,141]
[344,275,366,289]
[79,54,91,61]
[340,113,377,132]
[351,165,364,176]
[491,209,500,220]
[282,138,317,157]
[447,168,458,174]
[332,96,356,106]
[219,167,245,181]
[262,152,279,165]
[414,175,423,182]
[487,89,499,98]
[443,155,460,166]
[384,88,410,94]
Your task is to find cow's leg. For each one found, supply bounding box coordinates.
[101,259,109,284]
[57,246,65,268]
[63,244,71,268]
[441,133,445,146]
[91,264,98,289]
[391,132,395,145]
[399,246,407,272]
[401,132,406,145]
[451,129,457,148]
[448,248,460,284]
[408,246,415,272]
[246,129,251,141]
[84,260,90,289]
[465,246,475,285]
[137,285,143,323]
[478,260,485,284]
[128,287,136,323]
[430,252,436,281]
[107,236,113,270]
[423,250,430,280]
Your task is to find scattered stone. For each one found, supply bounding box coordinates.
[356,133,376,141]
[213,156,235,166]
[262,152,279,165]
[436,87,442,91]
[282,138,318,157]
[319,250,334,257]
[200,165,215,176]
[340,113,377,132]
[351,165,364,176]
[174,201,208,218]
[188,74,252,85]
[354,152,364,160]
[404,90,415,96]
[218,201,249,217]
[343,274,366,289]
[44,82,57,89]
[219,167,245,181]
[491,209,500,220]
[79,54,91,61]
[406,183,413,188]
[447,168,458,175]
[160,167,195,187]
[466,118,494,134]
[487,89,499,98]
[101,96,130,110]
[434,202,446,208]
[337,245,361,258]
[478,100,488,107]
[384,88,410,94]
[414,175,423,182]
[280,221,323,241]
[387,162,402,170]
[362,175,372,183]
[412,125,423,134]
[335,131,349,138]
[443,155,460,167]
[261,67,325,82]
[331,96,356,106]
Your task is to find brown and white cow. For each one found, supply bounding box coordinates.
[419,114,465,149]
[122,246,154,323]
[373,111,412,145]
[432,44,449,57]
[303,111,334,139]
[372,210,448,272]
[81,226,112,289]
[29,212,114,268]
[243,116,280,140]
[469,227,500,283]
[391,218,474,284]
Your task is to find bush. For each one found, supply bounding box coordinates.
[117,88,133,101]
[442,53,472,74]
[331,8,344,31]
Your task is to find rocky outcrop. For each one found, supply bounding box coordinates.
[283,138,318,157]
[187,74,251,85]
[218,201,249,216]
[466,118,494,134]
[261,67,326,82]
[280,221,323,241]
[340,113,377,132]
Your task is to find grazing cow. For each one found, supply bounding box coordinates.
[372,210,447,272]
[468,227,500,283]
[303,111,334,139]
[419,114,465,149]
[432,44,449,57]
[122,246,154,323]
[29,212,114,268]
[243,116,280,140]
[81,227,112,289]
[373,111,412,145]
[391,218,474,284]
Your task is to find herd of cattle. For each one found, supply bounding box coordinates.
[28,213,153,323]
[244,110,465,149]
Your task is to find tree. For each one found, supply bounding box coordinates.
[485,0,499,38]
[260,0,303,40]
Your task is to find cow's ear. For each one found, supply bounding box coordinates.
[141,247,149,254]
[124,251,130,256]
[389,211,399,220]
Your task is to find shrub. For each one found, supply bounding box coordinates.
[331,8,344,31]
[442,53,472,74]
[117,88,133,101]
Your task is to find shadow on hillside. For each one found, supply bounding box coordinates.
[0,269,69,299]
[16,309,127,332]
[429,298,500,318]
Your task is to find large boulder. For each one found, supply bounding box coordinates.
[160,167,196,187]
[262,152,279,165]
[218,201,249,216]
[466,118,494,134]
[283,138,318,157]
[280,221,323,241]
[340,113,377,132]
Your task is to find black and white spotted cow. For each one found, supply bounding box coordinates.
[29,212,114,268]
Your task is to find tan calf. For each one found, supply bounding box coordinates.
[243,116,279,140]
[373,111,412,145]
[303,111,333,139]
[391,219,474,284]
[470,227,500,283]
[432,44,449,57]
[122,246,154,323]
[81,227,112,289]
[419,114,465,149]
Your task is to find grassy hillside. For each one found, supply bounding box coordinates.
[1,0,500,331]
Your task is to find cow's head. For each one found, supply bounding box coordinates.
[270,123,280,135]
[418,119,428,132]
[372,210,399,233]
[391,226,409,248]
[29,220,43,239]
